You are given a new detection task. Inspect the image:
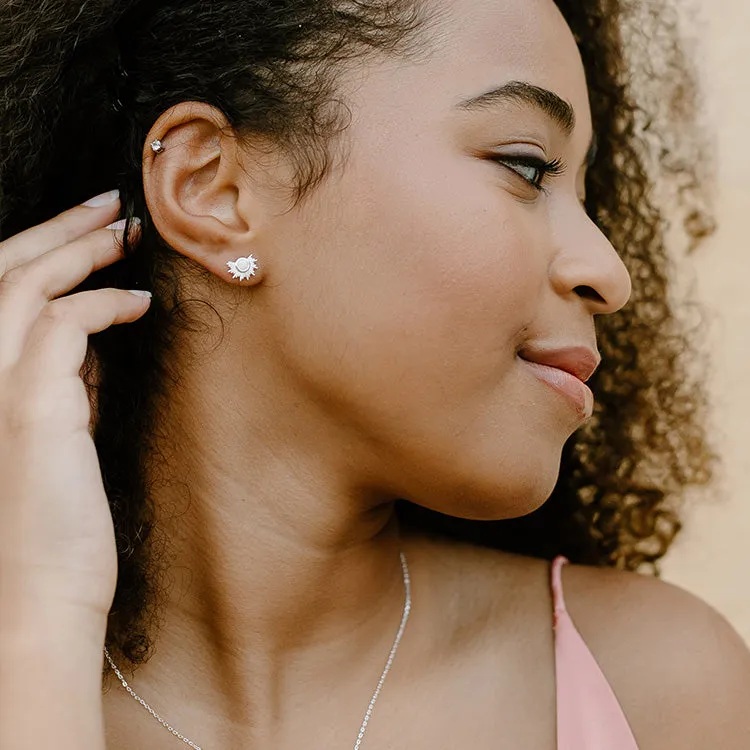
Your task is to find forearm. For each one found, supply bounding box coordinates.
[0,591,108,750]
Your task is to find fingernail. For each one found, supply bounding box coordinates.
[127,290,152,298]
[106,217,141,231]
[83,190,120,207]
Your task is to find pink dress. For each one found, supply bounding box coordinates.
[552,556,640,750]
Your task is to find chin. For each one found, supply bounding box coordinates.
[454,485,555,522]
[417,455,563,523]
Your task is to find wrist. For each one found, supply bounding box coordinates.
[1,586,108,652]
[0,600,108,750]
[1,561,112,631]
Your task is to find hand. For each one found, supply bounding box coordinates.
[0,191,150,620]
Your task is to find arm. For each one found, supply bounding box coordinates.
[0,586,108,750]
[0,195,149,750]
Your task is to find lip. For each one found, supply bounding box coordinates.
[517,344,600,419]
[518,344,601,383]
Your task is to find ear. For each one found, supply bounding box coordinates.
[142,102,266,286]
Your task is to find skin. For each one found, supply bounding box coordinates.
[99,0,750,747]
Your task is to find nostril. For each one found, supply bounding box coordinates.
[574,285,605,303]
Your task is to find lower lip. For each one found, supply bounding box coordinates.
[520,359,594,419]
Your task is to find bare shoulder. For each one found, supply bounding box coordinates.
[560,558,750,749]
[407,533,750,749]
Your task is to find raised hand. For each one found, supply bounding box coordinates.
[0,191,150,620]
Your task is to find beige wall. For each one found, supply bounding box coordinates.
[659,0,750,642]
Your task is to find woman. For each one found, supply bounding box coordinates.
[1,0,748,747]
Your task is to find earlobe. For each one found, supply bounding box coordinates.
[226,254,261,281]
[142,101,265,286]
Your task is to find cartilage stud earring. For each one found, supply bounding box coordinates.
[151,139,165,154]
[226,254,259,281]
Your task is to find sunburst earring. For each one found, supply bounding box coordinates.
[226,254,259,282]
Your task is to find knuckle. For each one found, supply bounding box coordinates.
[39,302,70,325]
[0,264,29,287]
[36,303,80,340]
[38,303,89,353]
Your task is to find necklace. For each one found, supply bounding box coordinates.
[104,551,412,750]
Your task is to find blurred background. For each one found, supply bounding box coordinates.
[659,0,750,643]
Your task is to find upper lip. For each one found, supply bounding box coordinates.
[518,343,601,383]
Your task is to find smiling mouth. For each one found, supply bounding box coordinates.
[516,341,599,420]
[518,357,595,420]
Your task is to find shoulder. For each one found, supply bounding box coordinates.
[405,533,750,747]
[559,558,750,749]
[407,533,750,748]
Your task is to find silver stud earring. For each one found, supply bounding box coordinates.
[150,139,165,154]
[226,255,259,281]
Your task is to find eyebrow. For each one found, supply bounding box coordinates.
[456,80,576,136]
[456,80,597,166]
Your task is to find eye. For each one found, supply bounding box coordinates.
[490,154,567,194]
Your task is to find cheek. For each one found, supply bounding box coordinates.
[276,143,546,427]
[265,138,567,517]
[330,150,544,392]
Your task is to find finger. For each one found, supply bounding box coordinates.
[0,222,140,371]
[19,288,152,381]
[0,191,121,279]
[1,219,140,301]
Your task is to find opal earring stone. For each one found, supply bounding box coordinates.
[226,255,259,281]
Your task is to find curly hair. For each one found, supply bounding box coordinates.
[0,0,716,667]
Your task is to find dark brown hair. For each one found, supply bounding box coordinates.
[0,0,716,667]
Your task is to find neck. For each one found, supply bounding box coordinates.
[129,365,411,734]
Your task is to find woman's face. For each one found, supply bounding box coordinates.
[245,0,632,519]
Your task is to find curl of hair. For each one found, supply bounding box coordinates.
[0,0,716,668]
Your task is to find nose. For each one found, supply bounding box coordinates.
[548,207,632,315]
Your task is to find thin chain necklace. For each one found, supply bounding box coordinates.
[104,551,412,750]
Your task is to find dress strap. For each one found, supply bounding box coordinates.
[551,554,641,749]
[551,555,570,626]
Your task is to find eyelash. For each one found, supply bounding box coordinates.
[490,155,567,194]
